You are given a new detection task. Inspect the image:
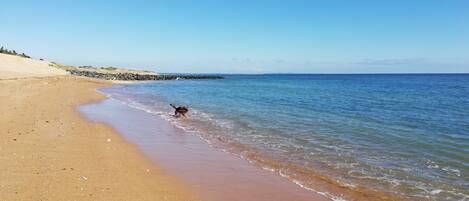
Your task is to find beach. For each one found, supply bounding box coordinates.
[2,1,467,200]
[1,54,467,201]
[79,98,328,201]
[0,56,327,201]
[0,75,201,201]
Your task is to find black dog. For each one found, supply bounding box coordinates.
[170,104,188,117]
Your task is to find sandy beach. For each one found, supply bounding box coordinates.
[0,75,201,201]
[0,53,408,201]
[1,1,466,200]
[0,53,67,79]
[0,54,323,201]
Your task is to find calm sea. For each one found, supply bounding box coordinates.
[101,74,468,200]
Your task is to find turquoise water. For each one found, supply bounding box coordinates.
[102,74,468,200]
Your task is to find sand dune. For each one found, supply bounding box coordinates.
[0,53,67,79]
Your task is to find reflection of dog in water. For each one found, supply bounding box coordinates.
[170,104,188,118]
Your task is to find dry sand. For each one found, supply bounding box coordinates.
[0,75,202,201]
[0,53,67,79]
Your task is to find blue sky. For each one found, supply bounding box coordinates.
[1,0,468,73]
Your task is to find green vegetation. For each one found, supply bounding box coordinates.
[0,46,31,58]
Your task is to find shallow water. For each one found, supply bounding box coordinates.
[101,74,469,200]
[78,99,327,201]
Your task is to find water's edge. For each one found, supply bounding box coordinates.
[81,87,410,201]
[98,74,468,201]
[77,95,330,201]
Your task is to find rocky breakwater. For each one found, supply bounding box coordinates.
[67,70,223,81]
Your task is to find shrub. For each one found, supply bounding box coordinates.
[0,46,31,58]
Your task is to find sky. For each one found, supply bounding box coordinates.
[1,0,468,73]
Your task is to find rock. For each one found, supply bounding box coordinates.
[66,69,223,81]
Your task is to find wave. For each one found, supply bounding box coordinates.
[100,87,468,201]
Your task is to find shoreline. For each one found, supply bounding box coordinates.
[96,82,412,201]
[78,97,328,201]
[0,76,201,201]
[82,84,407,201]
[0,74,406,201]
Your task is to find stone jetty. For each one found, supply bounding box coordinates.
[67,69,223,81]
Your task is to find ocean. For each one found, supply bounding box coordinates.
[100,74,468,200]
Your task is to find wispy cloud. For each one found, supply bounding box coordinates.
[273,59,285,63]
[354,58,426,65]
[231,57,252,63]
[232,57,288,64]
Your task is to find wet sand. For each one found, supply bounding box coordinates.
[79,98,330,201]
[0,76,201,201]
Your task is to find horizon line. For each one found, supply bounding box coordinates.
[160,72,469,75]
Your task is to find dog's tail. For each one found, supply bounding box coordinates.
[170,104,177,109]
